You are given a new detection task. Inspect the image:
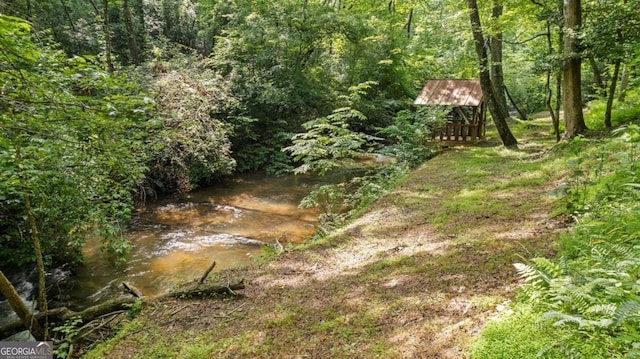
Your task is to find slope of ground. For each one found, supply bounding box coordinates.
[86,120,571,358]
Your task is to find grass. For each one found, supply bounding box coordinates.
[584,95,640,130]
[469,104,640,359]
[84,116,576,358]
[468,300,625,359]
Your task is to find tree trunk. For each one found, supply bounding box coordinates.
[87,0,99,13]
[0,270,44,340]
[562,0,587,139]
[504,85,527,121]
[133,0,146,52]
[24,195,47,315]
[618,63,629,102]
[134,0,145,29]
[604,61,621,128]
[15,143,48,339]
[24,195,49,341]
[467,0,517,147]
[0,297,136,340]
[588,56,605,92]
[490,0,510,121]
[123,0,140,65]
[59,0,76,32]
[404,8,413,39]
[102,0,114,73]
[546,69,561,142]
[555,0,563,134]
[544,23,560,141]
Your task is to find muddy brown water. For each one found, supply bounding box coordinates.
[1,171,340,326]
[71,172,323,306]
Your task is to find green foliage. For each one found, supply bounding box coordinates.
[0,15,152,266]
[52,316,83,359]
[378,106,444,166]
[253,242,284,264]
[229,121,294,175]
[283,81,420,234]
[584,89,640,130]
[126,298,144,319]
[474,125,640,357]
[141,59,236,193]
[284,82,381,176]
[582,0,640,64]
[469,302,622,359]
[300,164,408,235]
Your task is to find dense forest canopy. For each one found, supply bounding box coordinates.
[0,0,639,296]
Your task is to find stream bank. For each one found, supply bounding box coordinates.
[85,120,571,358]
[1,171,350,327]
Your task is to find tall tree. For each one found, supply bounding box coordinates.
[618,63,630,102]
[544,22,561,141]
[489,0,510,121]
[532,0,564,141]
[467,0,518,147]
[102,0,114,72]
[604,51,621,128]
[554,0,564,140]
[123,0,140,64]
[562,0,587,138]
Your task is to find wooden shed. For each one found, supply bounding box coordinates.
[414,79,486,142]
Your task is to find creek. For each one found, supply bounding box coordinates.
[0,171,338,327]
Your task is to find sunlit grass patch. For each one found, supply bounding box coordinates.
[468,303,558,358]
[369,254,417,271]
[264,305,305,329]
[584,91,640,130]
[468,302,622,359]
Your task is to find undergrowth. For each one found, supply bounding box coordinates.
[470,123,640,358]
[293,102,441,240]
[584,88,640,130]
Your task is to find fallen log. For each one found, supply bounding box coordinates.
[0,297,137,340]
[0,278,245,339]
[165,279,245,299]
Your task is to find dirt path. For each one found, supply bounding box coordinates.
[88,127,569,359]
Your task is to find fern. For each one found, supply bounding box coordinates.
[491,127,640,357]
[586,304,617,316]
[543,311,592,328]
[613,298,640,327]
[543,311,614,329]
[514,257,563,288]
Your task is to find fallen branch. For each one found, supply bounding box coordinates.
[122,282,144,298]
[198,261,216,285]
[169,304,191,317]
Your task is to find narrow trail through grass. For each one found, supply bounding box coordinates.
[87,120,571,358]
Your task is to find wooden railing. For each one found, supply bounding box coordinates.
[432,123,483,142]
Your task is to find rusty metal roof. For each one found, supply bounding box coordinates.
[414,79,483,107]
